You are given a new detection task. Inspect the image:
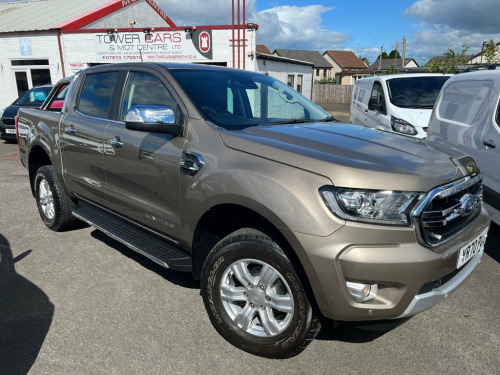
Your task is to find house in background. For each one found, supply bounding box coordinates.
[469,41,500,64]
[323,50,373,85]
[256,44,272,55]
[256,53,314,99]
[370,58,419,74]
[273,49,332,82]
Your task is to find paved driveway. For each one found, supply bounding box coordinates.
[1,140,499,374]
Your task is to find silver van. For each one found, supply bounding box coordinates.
[428,67,500,225]
[350,73,451,138]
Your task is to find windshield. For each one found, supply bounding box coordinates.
[14,86,52,106]
[386,76,450,109]
[169,68,330,129]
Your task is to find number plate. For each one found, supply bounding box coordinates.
[6,129,16,134]
[457,228,488,269]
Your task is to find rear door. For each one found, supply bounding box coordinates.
[103,67,186,236]
[61,68,121,206]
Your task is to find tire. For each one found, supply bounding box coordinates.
[34,165,78,231]
[201,228,321,358]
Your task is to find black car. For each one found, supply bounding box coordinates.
[0,85,53,142]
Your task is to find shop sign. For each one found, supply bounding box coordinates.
[94,30,213,62]
[19,38,32,56]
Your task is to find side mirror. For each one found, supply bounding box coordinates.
[125,105,182,136]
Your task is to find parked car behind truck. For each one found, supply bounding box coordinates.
[17,63,489,358]
[0,85,53,142]
[350,73,451,138]
[428,67,500,225]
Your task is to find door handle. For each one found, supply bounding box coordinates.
[483,140,496,149]
[108,137,124,149]
[64,126,76,135]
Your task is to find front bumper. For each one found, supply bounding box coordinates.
[0,119,16,139]
[289,207,490,321]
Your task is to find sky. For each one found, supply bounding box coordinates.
[157,0,500,65]
[1,0,499,66]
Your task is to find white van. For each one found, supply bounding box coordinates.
[427,67,500,225]
[350,73,451,138]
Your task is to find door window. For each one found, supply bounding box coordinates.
[369,82,386,114]
[437,80,494,126]
[120,71,180,123]
[77,72,119,119]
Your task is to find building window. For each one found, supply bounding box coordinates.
[297,75,303,94]
[316,68,320,76]
[11,59,52,97]
[287,75,294,88]
[323,69,328,78]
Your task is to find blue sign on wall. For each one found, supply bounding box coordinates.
[19,38,32,56]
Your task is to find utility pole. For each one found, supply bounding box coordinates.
[378,45,383,73]
[402,36,406,68]
[394,42,399,68]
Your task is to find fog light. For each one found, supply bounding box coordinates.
[346,281,378,303]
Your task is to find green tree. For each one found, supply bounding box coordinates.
[388,64,399,74]
[481,40,499,64]
[375,51,389,60]
[426,44,471,73]
[359,56,370,66]
[388,49,401,59]
[375,49,401,60]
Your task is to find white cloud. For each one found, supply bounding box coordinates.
[404,0,500,64]
[155,0,350,51]
[405,0,500,34]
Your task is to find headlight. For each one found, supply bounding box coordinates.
[390,115,418,136]
[320,186,423,226]
[0,106,6,119]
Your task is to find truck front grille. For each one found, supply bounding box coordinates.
[415,173,483,247]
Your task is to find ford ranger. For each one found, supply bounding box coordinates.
[17,63,490,358]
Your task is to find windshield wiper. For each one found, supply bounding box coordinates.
[266,119,317,125]
[318,116,337,122]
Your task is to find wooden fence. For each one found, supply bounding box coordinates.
[312,84,353,104]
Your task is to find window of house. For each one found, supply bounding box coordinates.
[297,75,303,94]
[287,75,295,88]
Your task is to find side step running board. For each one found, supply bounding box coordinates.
[72,202,192,272]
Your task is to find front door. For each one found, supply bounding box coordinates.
[103,69,185,237]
